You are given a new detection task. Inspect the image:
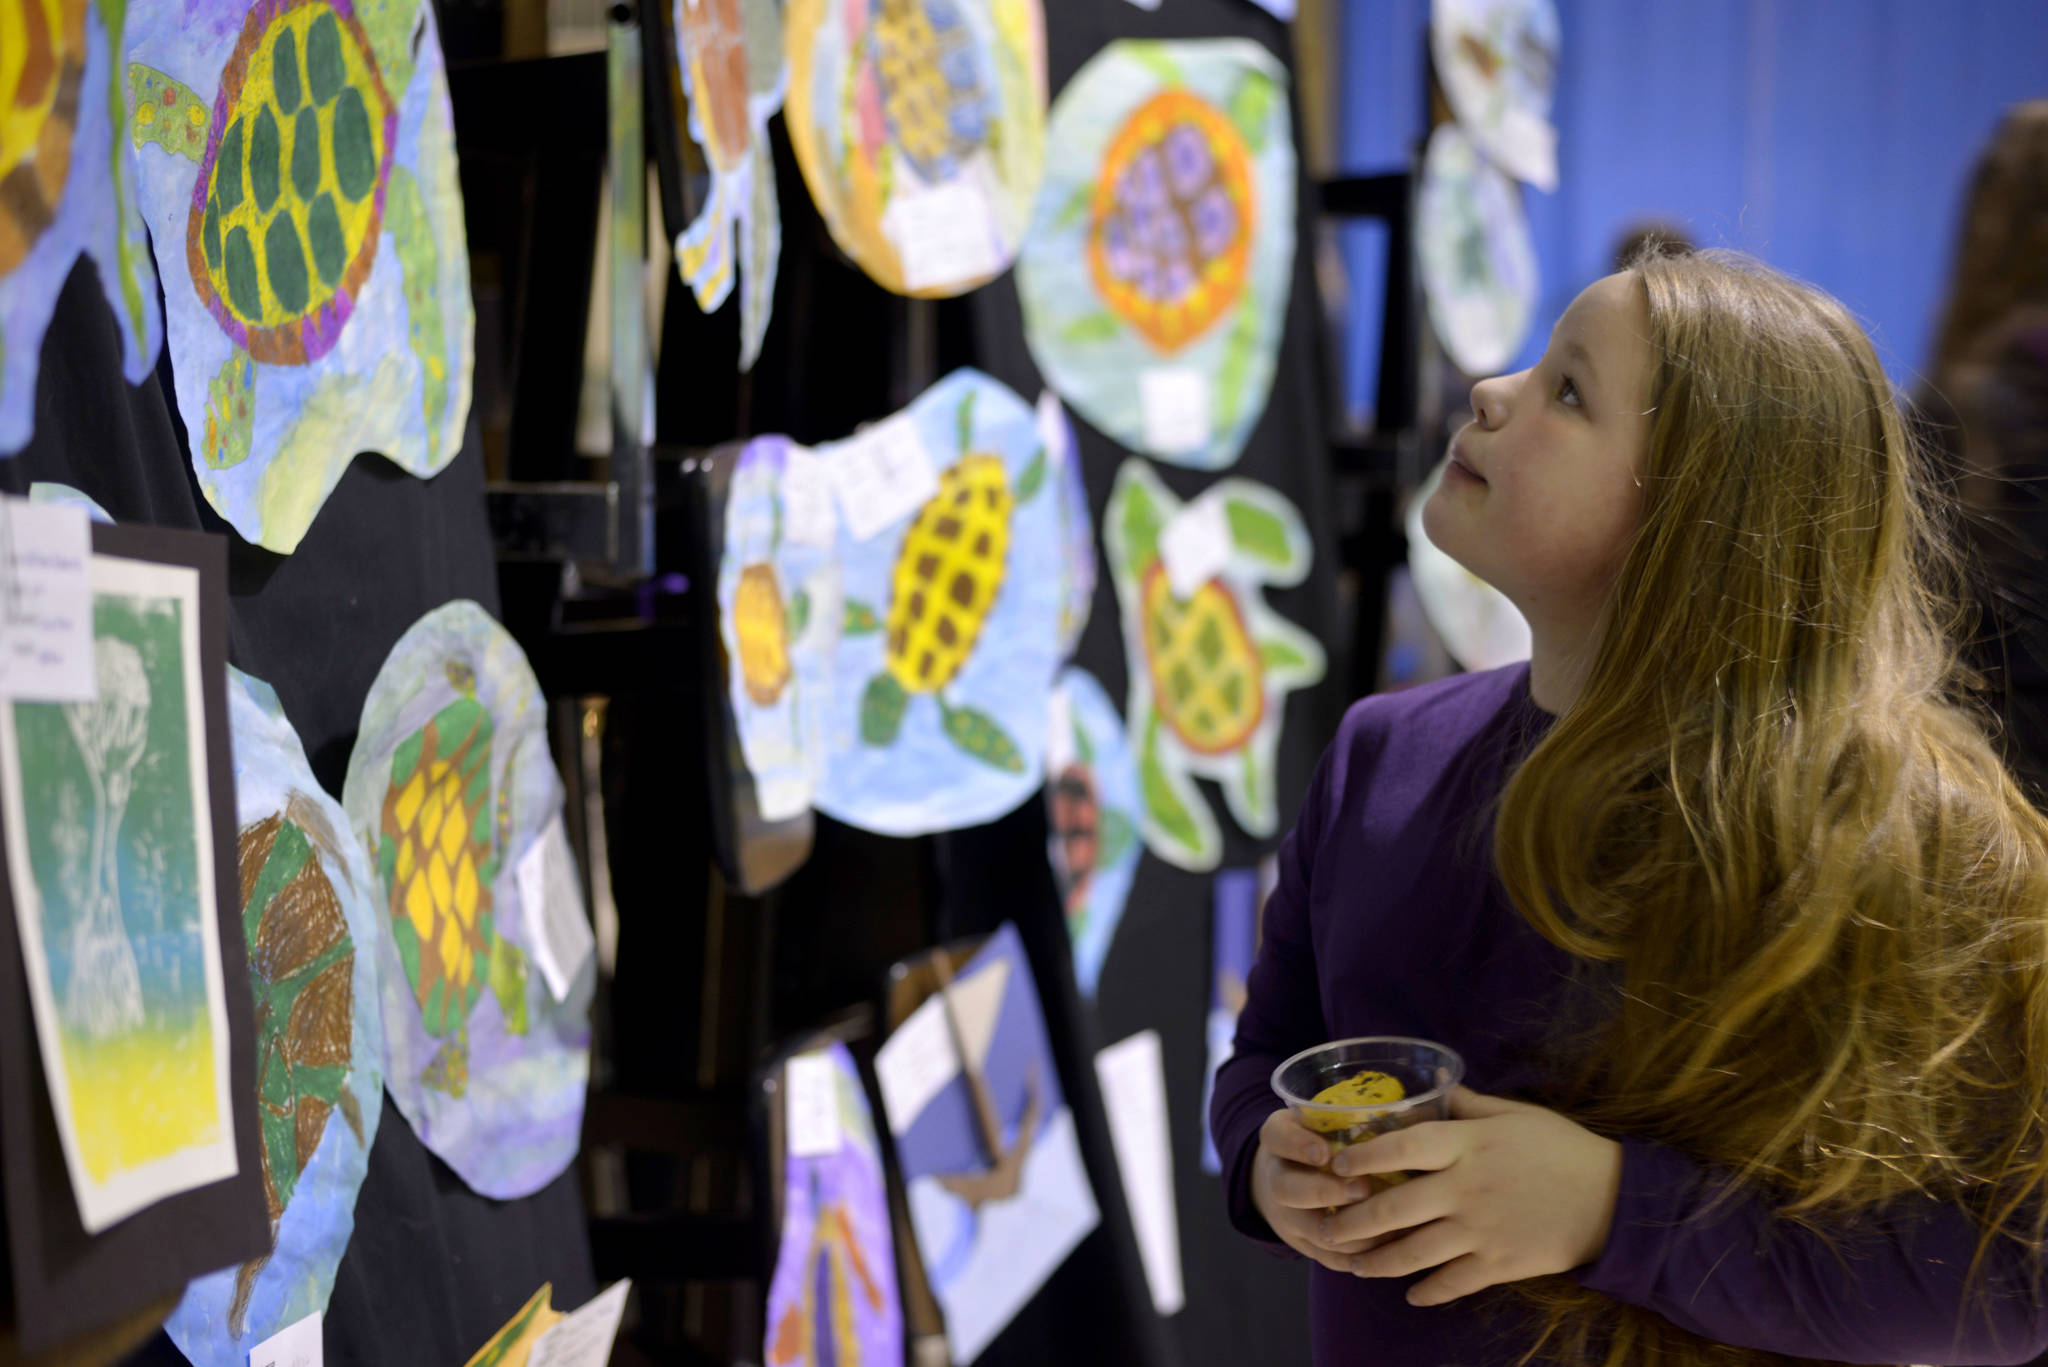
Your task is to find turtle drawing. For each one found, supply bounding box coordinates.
[1430,0,1560,191]
[166,670,384,1367]
[1043,667,1139,998]
[1017,39,1294,473]
[717,435,842,824]
[671,0,785,369]
[126,0,474,553]
[785,0,1045,298]
[1103,459,1325,873]
[815,371,1063,837]
[1416,122,1536,378]
[1035,391,1094,661]
[1,0,162,453]
[342,600,591,1201]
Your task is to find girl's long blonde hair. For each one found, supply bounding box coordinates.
[1497,250,2048,1367]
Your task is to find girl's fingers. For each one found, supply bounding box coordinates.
[1406,1252,1501,1307]
[1318,1173,1453,1246]
[1268,1160,1370,1210]
[1445,1086,1522,1121]
[1260,1108,1332,1167]
[1350,1220,1473,1280]
[1333,1120,1461,1178]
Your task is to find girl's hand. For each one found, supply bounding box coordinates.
[1318,1087,1623,1307]
[1249,1108,1385,1273]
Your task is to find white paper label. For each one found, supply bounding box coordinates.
[874,994,962,1132]
[1094,1032,1185,1317]
[780,446,839,549]
[883,179,1004,293]
[516,816,596,1003]
[248,1312,322,1367]
[1139,368,1213,459]
[0,499,94,703]
[528,1279,630,1367]
[785,1050,842,1158]
[828,414,939,543]
[1159,497,1233,601]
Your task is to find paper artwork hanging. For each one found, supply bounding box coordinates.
[1044,668,1138,1000]
[671,0,786,370]
[1417,122,1536,378]
[1017,40,1293,473]
[1198,866,1259,1174]
[462,1284,564,1367]
[0,0,163,455]
[1431,0,1559,190]
[127,0,476,553]
[0,550,237,1232]
[718,435,841,823]
[784,0,1047,298]
[874,923,1098,1365]
[765,1042,903,1367]
[1104,459,1325,872]
[1409,456,1529,669]
[815,369,1063,837]
[166,670,384,1366]
[1037,391,1094,661]
[340,600,590,1200]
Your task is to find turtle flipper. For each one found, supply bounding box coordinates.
[128,63,208,161]
[355,0,422,95]
[201,350,255,468]
[737,142,781,371]
[487,935,530,1036]
[383,164,451,438]
[938,698,1025,773]
[677,170,740,314]
[422,1029,469,1096]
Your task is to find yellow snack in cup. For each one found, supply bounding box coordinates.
[1302,1069,1406,1129]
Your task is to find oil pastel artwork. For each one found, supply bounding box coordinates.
[341,599,590,1200]
[1044,667,1138,1000]
[127,0,475,552]
[165,668,384,1367]
[1416,121,1537,379]
[1103,458,1324,873]
[1017,39,1293,472]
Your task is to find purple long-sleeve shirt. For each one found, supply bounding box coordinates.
[1209,664,2048,1366]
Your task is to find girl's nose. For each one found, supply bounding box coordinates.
[1469,374,1512,429]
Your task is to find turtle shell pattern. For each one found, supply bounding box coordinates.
[885,453,1012,695]
[1140,562,1265,755]
[734,561,792,706]
[676,0,749,174]
[377,696,495,1038]
[0,0,86,273]
[1087,89,1254,354]
[186,0,397,366]
[868,0,992,183]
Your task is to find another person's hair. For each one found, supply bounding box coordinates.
[1496,250,2048,1366]
[1607,219,1695,274]
[1929,100,2048,391]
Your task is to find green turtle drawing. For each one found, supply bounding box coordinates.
[128,0,453,476]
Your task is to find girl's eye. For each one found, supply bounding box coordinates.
[1556,374,1582,409]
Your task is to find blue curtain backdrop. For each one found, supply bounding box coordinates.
[1339,0,2048,424]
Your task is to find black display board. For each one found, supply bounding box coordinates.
[2,258,598,1367]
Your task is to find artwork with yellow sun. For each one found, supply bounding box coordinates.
[1016,40,1294,473]
[341,600,590,1200]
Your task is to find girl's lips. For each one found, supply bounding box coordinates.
[1445,447,1487,484]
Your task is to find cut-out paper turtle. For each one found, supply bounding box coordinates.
[671,0,785,370]
[127,0,474,552]
[341,600,590,1200]
[1043,667,1139,999]
[1432,0,1559,190]
[1103,458,1325,872]
[1,0,162,453]
[764,1043,902,1367]
[815,370,1064,836]
[785,0,1046,297]
[717,434,842,823]
[1017,40,1293,472]
[166,669,384,1367]
[1416,121,1536,378]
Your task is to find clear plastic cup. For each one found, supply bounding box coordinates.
[1270,1036,1465,1153]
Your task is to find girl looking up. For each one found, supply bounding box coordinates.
[1210,249,2048,1367]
